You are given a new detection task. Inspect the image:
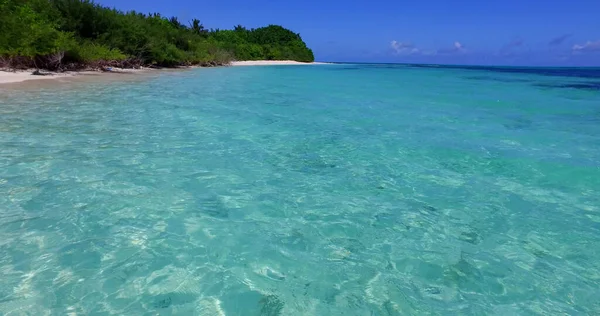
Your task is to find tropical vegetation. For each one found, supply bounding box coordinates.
[0,0,315,70]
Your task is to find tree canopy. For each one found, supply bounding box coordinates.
[0,0,315,70]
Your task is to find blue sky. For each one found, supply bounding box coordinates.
[96,0,600,66]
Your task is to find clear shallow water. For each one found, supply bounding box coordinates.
[1,64,600,315]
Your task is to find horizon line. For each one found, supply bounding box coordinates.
[317,61,600,69]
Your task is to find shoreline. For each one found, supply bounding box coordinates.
[0,61,330,86]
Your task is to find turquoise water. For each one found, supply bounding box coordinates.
[1,64,600,315]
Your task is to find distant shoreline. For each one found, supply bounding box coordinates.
[230,60,330,66]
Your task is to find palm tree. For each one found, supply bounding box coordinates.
[169,16,185,29]
[189,19,206,35]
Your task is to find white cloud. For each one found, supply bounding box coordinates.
[390,40,419,55]
[572,40,600,53]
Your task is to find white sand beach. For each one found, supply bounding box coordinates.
[0,68,151,85]
[0,70,77,84]
[230,60,328,66]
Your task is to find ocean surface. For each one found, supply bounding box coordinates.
[1,64,599,315]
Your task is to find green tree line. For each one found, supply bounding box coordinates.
[0,0,315,70]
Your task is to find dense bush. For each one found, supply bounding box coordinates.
[66,41,127,63]
[0,0,73,60]
[211,25,315,62]
[0,0,314,69]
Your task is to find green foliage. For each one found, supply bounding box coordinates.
[67,41,126,62]
[0,0,314,69]
[0,0,74,58]
[210,25,315,62]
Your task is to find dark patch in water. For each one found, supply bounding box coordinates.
[153,296,172,309]
[410,64,600,79]
[374,212,394,224]
[345,293,365,309]
[463,75,531,83]
[459,230,481,245]
[534,82,600,91]
[281,152,337,174]
[423,287,442,295]
[196,194,229,218]
[386,261,395,270]
[262,117,279,125]
[259,295,284,316]
[331,238,366,253]
[371,64,409,70]
[332,67,363,71]
[383,300,397,315]
[330,64,407,71]
[374,212,392,224]
[521,240,552,259]
[295,154,336,171]
[423,205,437,212]
[150,293,197,309]
[274,131,344,174]
[444,256,484,292]
[503,117,533,130]
[280,229,309,250]
[303,282,340,304]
